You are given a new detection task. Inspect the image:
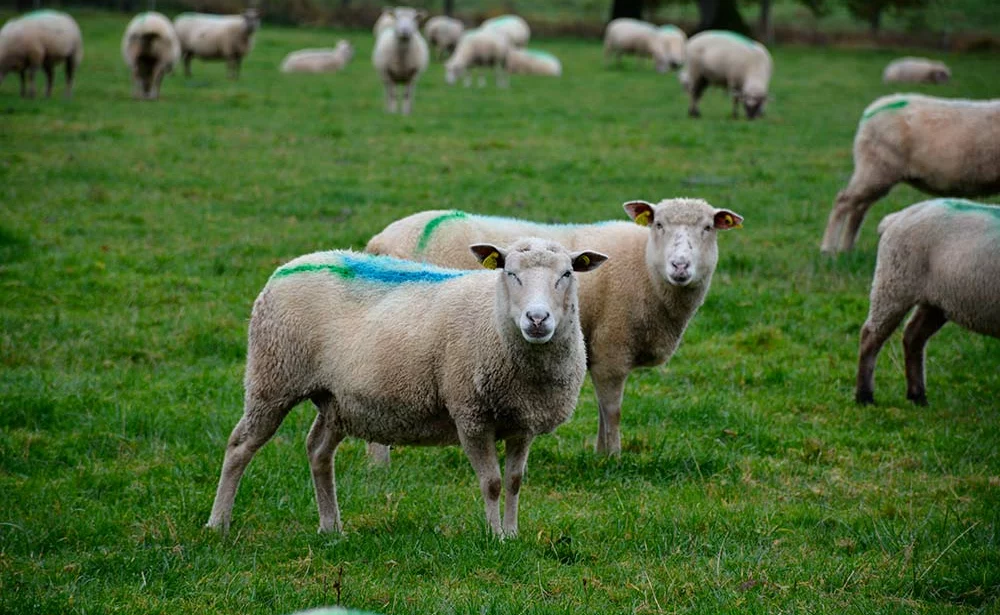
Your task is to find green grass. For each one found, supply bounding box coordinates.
[2,10,1000,615]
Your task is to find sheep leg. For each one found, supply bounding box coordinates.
[18,70,27,98]
[306,403,346,533]
[366,442,391,465]
[902,305,947,406]
[496,63,509,89]
[501,435,533,538]
[228,58,240,80]
[183,52,193,78]
[821,168,896,253]
[593,369,628,456]
[151,64,169,100]
[687,76,708,118]
[383,81,397,113]
[458,428,503,536]
[23,67,37,98]
[42,62,54,98]
[401,81,414,115]
[856,302,911,405]
[64,57,76,99]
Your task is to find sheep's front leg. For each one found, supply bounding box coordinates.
[65,57,77,98]
[42,62,54,98]
[592,367,628,456]
[183,52,193,77]
[366,442,391,465]
[401,80,415,115]
[228,58,240,80]
[502,435,533,538]
[306,407,346,533]
[687,76,707,118]
[383,80,397,113]
[23,67,37,98]
[458,428,503,536]
[496,63,509,88]
[902,305,947,406]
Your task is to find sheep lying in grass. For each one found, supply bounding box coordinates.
[280,41,354,74]
[424,15,463,60]
[856,199,1000,406]
[121,12,180,101]
[173,9,259,79]
[205,239,607,536]
[821,94,1000,253]
[506,48,561,77]
[481,15,530,48]
[604,18,675,73]
[365,199,744,458]
[445,28,509,87]
[684,30,772,120]
[0,10,83,99]
[372,7,429,115]
[882,57,950,84]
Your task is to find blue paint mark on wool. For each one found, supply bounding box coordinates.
[273,251,472,284]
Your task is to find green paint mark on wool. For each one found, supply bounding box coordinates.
[935,198,1000,220]
[524,49,557,62]
[486,16,519,25]
[22,9,61,19]
[271,262,355,280]
[861,99,909,122]
[658,24,682,34]
[707,30,757,47]
[417,211,468,253]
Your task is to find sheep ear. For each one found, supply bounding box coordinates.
[623,200,655,226]
[570,250,609,272]
[470,244,506,270]
[713,209,743,230]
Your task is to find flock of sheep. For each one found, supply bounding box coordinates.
[2,7,997,537]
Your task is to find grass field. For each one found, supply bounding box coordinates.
[2,10,1000,615]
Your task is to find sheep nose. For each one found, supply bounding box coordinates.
[527,309,550,327]
[670,259,689,274]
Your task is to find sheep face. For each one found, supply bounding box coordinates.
[242,9,261,34]
[392,8,422,43]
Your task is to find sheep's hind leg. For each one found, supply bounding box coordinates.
[183,52,193,77]
[42,61,54,98]
[902,305,947,406]
[856,298,912,405]
[593,368,628,456]
[822,167,896,253]
[458,428,503,536]
[501,435,533,538]
[65,57,77,98]
[307,394,346,533]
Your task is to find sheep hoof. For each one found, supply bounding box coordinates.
[855,390,875,405]
[688,109,701,119]
[907,392,928,406]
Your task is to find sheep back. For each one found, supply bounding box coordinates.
[685,30,772,96]
[0,10,83,74]
[121,12,180,68]
[883,57,950,84]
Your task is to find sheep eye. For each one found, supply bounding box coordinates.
[506,271,521,284]
[654,222,664,230]
[704,225,713,232]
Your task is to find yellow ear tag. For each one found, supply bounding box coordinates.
[634,210,652,226]
[579,254,590,266]
[482,251,499,270]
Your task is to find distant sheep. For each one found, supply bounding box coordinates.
[121,12,180,101]
[280,41,354,74]
[882,57,950,84]
[205,239,607,536]
[445,28,509,87]
[373,10,395,38]
[173,9,260,79]
[424,15,464,60]
[684,30,772,120]
[506,48,561,77]
[657,24,686,68]
[0,10,83,98]
[603,18,675,73]
[372,7,429,114]
[481,15,530,48]
[821,94,1000,253]
[856,198,1000,406]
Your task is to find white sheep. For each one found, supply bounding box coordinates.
[0,10,83,99]
[121,12,180,101]
[280,41,354,74]
[821,94,1000,253]
[657,24,686,68]
[423,15,464,60]
[173,9,259,80]
[365,198,744,457]
[480,14,530,48]
[684,30,772,120]
[444,28,509,88]
[505,48,561,77]
[856,198,1000,406]
[373,10,395,38]
[372,7,429,115]
[205,239,608,536]
[882,57,950,84]
[603,18,675,73]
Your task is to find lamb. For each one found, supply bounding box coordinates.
[0,10,83,99]
[424,15,464,60]
[855,198,1000,406]
[444,28,509,87]
[684,30,772,120]
[121,12,180,101]
[365,198,744,458]
[481,14,530,48]
[372,7,429,115]
[205,239,608,536]
[173,9,259,80]
[505,48,561,77]
[882,57,950,84]
[603,18,676,73]
[280,41,354,74]
[821,94,1000,253]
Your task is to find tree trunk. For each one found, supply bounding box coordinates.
[758,0,774,44]
[869,7,882,34]
[695,0,752,36]
[610,0,643,22]
[444,0,455,17]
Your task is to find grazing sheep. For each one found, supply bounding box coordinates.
[481,14,530,48]
[0,10,83,99]
[280,41,354,74]
[603,18,675,73]
[882,57,950,84]
[205,239,608,536]
[365,199,744,457]
[684,30,772,120]
[444,28,509,87]
[173,9,259,79]
[506,48,561,77]
[121,12,180,101]
[372,7,429,115]
[821,94,1000,253]
[373,10,395,38]
[658,24,687,68]
[856,198,1000,406]
[424,15,464,60]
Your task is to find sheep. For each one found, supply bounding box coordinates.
[882,57,950,84]
[480,14,530,48]
[0,10,83,99]
[657,24,687,68]
[121,12,180,101]
[684,30,773,120]
[505,48,561,77]
[205,239,608,537]
[856,198,1000,406]
[372,7,429,115]
[821,94,1000,253]
[444,28,509,88]
[373,10,395,38]
[603,18,675,73]
[173,8,259,80]
[424,15,464,60]
[364,198,744,458]
[280,41,354,74]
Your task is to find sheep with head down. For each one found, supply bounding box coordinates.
[445,27,509,87]
[121,11,180,101]
[0,10,83,99]
[684,30,772,120]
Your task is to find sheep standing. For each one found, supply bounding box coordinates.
[424,15,464,60]
[505,48,561,77]
[205,239,607,536]
[481,15,530,48]
[0,10,83,99]
[856,199,1000,406]
[821,94,1000,253]
[657,24,686,68]
[684,30,772,119]
[280,41,354,74]
[603,18,675,73]
[883,57,950,84]
[372,7,429,115]
[121,12,180,101]
[173,9,259,80]
[444,28,509,87]
[365,198,744,457]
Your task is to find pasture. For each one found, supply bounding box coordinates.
[1,10,999,614]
